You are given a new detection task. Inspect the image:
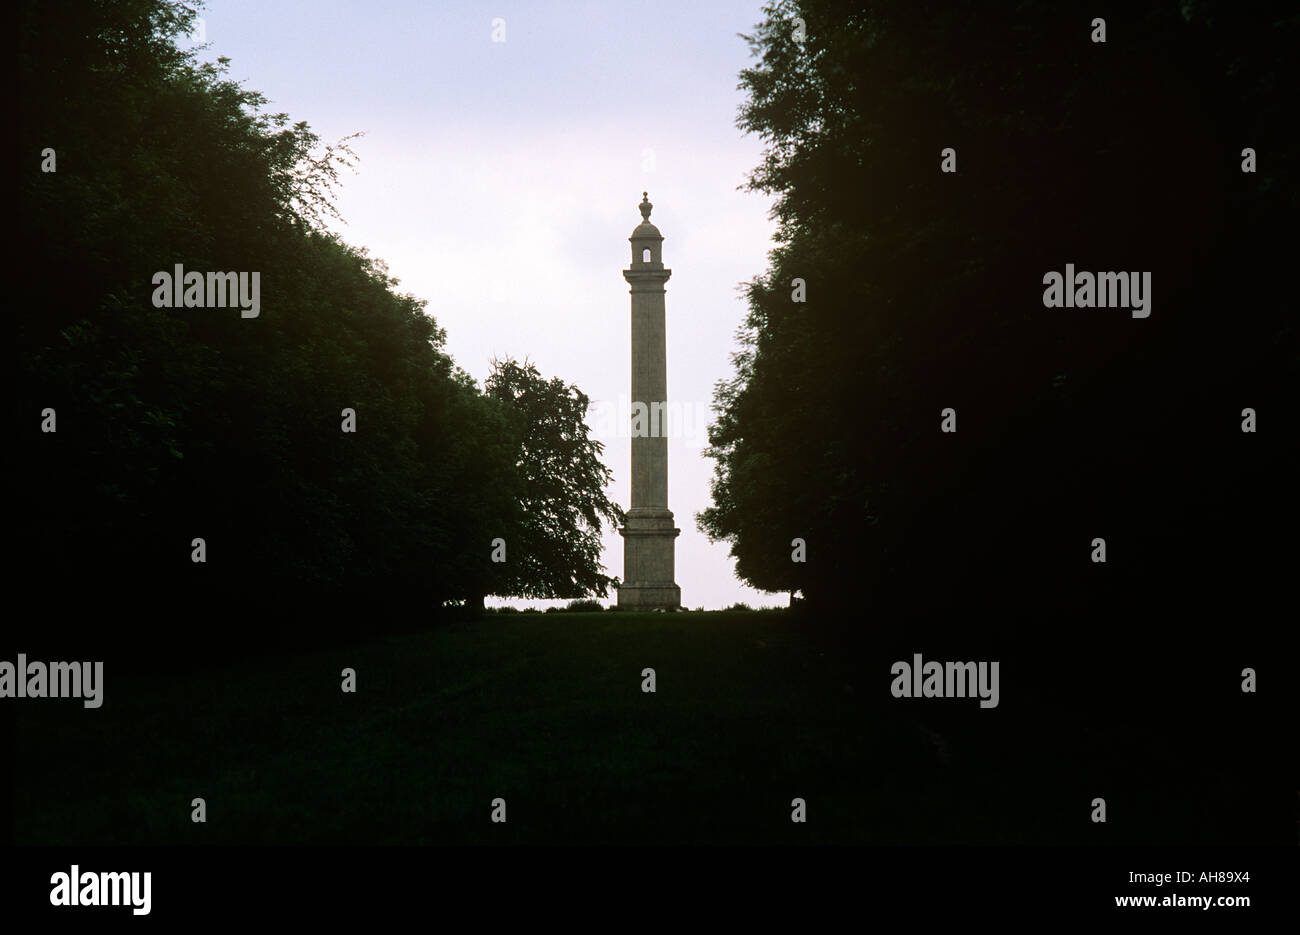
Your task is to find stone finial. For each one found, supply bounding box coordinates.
[639,192,653,221]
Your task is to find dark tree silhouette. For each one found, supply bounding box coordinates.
[13,0,619,657]
[701,0,1297,627]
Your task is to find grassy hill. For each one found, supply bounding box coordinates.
[13,610,1283,844]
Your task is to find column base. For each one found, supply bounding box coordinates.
[618,509,681,610]
[615,583,682,611]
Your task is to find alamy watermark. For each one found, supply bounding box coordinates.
[152,264,260,318]
[890,653,999,708]
[0,655,103,708]
[1043,264,1151,319]
[50,866,150,915]
[587,395,711,444]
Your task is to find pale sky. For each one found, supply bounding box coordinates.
[187,0,783,608]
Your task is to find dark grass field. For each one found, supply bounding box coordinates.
[12,610,1287,845]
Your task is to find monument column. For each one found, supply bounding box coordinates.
[617,193,681,610]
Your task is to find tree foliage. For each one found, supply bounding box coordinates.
[15,0,618,655]
[484,358,624,601]
[703,0,1297,621]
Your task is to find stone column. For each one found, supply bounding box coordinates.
[617,193,681,610]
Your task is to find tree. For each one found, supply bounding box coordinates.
[702,0,1296,622]
[14,0,522,652]
[482,357,624,605]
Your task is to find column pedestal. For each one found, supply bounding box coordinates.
[617,508,680,610]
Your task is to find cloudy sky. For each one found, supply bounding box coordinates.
[188,0,783,608]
